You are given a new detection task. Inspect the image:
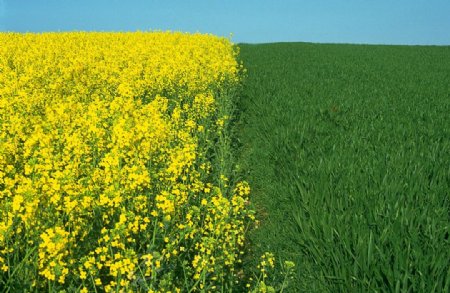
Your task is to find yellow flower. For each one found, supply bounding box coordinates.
[12,195,24,212]
[0,31,266,291]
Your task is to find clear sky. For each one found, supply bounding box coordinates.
[0,0,449,45]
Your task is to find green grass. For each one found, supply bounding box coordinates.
[238,43,450,292]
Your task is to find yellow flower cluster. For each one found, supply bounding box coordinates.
[0,32,254,291]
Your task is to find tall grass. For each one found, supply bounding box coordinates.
[238,43,450,292]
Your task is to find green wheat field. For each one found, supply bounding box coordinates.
[239,43,450,292]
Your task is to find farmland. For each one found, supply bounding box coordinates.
[0,32,449,292]
[239,43,450,292]
[0,32,271,292]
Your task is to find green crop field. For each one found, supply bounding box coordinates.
[238,43,450,292]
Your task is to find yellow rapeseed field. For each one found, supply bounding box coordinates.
[0,32,275,292]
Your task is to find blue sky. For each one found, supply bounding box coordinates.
[0,0,449,45]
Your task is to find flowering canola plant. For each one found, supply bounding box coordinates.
[0,32,264,292]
